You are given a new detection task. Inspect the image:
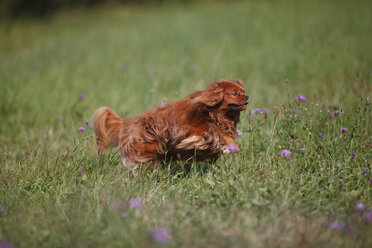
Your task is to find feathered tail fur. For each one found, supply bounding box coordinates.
[93,107,123,149]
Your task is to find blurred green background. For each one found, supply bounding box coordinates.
[0,0,371,247]
[1,0,201,17]
[1,0,371,149]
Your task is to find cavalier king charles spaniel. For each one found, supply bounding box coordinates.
[93,79,249,167]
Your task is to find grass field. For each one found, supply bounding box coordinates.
[1,0,372,247]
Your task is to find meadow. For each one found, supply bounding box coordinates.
[0,0,371,247]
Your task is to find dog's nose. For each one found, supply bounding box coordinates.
[244,95,249,100]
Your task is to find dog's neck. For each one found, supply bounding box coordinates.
[206,102,242,127]
[209,109,241,133]
[224,110,241,128]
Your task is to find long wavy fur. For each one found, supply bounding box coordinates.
[93,80,249,167]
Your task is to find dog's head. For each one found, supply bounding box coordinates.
[196,79,249,111]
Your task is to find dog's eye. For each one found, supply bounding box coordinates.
[232,92,238,96]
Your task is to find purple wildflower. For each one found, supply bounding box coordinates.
[111,200,123,210]
[329,221,343,230]
[362,168,368,175]
[128,198,143,210]
[280,149,292,157]
[85,121,92,128]
[294,114,297,118]
[328,222,354,234]
[148,69,156,77]
[0,241,14,248]
[79,171,83,175]
[299,148,307,152]
[226,144,238,153]
[79,127,85,131]
[343,225,354,235]
[296,95,306,102]
[332,110,340,115]
[352,152,356,158]
[121,212,128,218]
[159,102,167,107]
[150,227,172,244]
[98,146,103,151]
[355,202,366,211]
[364,211,372,223]
[118,63,126,71]
[342,127,348,133]
[340,179,345,186]
[236,130,243,136]
[252,108,268,116]
[289,114,293,118]
[79,93,85,100]
[0,205,5,213]
[319,132,323,138]
[57,115,63,121]
[189,64,198,72]
[262,108,270,114]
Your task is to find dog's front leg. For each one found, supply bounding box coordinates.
[221,135,240,154]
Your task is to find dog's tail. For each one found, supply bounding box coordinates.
[93,107,123,150]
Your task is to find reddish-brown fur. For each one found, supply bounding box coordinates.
[93,79,249,167]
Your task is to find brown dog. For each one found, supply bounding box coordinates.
[93,79,249,167]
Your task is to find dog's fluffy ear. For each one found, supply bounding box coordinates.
[235,79,243,86]
[196,82,225,107]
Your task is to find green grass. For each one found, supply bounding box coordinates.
[1,0,372,247]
